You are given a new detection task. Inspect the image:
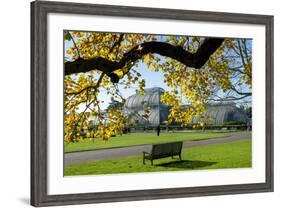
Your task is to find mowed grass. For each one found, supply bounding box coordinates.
[64,138,251,176]
[64,132,228,153]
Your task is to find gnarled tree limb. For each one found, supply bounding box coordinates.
[64,38,224,83]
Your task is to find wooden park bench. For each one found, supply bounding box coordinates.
[143,141,183,165]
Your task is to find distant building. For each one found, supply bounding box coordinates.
[124,87,169,126]
[190,103,248,125]
[123,87,249,127]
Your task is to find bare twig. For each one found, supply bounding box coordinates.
[68,32,81,58]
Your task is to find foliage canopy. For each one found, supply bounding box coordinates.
[64,31,252,143]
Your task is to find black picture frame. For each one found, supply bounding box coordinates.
[31,0,274,207]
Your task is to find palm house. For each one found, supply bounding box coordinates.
[123,87,249,127]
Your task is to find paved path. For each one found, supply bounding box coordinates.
[64,132,251,165]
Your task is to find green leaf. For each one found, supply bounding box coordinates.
[65,32,72,41]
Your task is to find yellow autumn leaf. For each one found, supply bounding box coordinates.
[66,49,72,55]
[113,69,124,78]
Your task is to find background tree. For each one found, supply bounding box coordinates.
[64,31,252,143]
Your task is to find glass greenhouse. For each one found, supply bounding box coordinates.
[123,87,249,127]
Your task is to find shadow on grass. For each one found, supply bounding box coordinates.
[155,160,217,169]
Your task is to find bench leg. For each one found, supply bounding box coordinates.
[143,157,145,165]
[179,154,182,161]
[151,160,153,165]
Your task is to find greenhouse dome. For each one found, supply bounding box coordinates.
[125,87,164,108]
[124,88,169,126]
[191,103,249,125]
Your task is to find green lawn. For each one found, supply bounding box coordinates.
[64,138,252,176]
[64,132,228,153]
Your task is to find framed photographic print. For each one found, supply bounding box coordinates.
[31,0,274,207]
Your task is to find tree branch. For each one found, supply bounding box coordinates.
[228,65,245,74]
[207,94,251,102]
[72,72,105,131]
[65,85,96,96]
[110,33,124,53]
[68,32,81,58]
[231,86,252,96]
[64,38,224,82]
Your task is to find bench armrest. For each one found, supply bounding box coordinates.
[143,151,150,155]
